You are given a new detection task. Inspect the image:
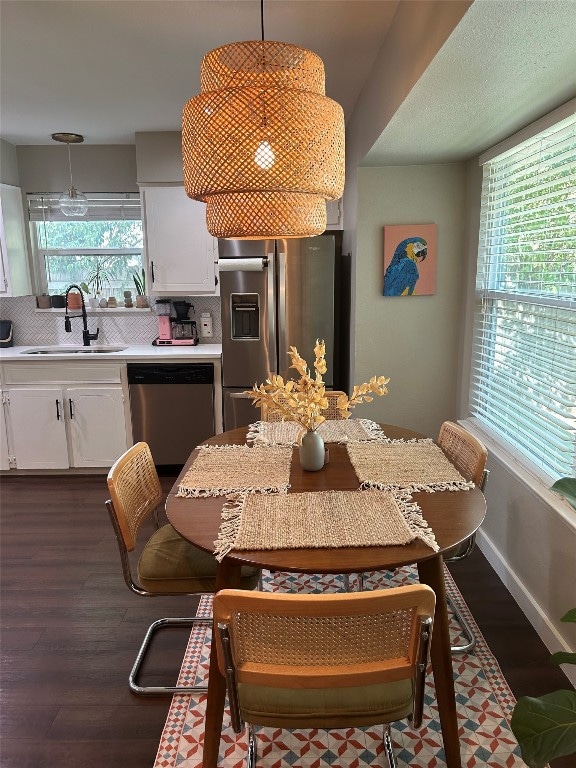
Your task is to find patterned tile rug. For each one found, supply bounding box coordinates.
[154,567,527,768]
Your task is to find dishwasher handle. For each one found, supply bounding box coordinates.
[127,363,214,385]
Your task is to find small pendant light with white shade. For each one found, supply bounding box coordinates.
[51,132,88,217]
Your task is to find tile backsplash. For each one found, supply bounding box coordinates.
[0,295,222,347]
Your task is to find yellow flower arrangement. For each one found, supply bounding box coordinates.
[246,339,389,433]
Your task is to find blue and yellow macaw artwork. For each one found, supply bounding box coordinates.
[383,236,428,296]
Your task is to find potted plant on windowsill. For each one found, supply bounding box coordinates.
[132,268,148,308]
[81,255,121,308]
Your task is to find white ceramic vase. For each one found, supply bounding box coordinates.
[299,430,325,471]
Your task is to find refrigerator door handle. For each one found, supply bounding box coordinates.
[277,249,287,372]
[267,252,277,374]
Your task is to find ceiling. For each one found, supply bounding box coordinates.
[364,0,576,165]
[0,0,397,145]
[1,0,575,164]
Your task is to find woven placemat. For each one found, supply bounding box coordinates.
[346,439,475,492]
[176,445,292,498]
[246,418,390,446]
[213,488,439,561]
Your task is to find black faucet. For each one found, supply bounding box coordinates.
[64,285,99,346]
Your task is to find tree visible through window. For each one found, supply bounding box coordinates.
[29,193,143,298]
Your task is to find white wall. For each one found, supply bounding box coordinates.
[16,145,138,194]
[342,0,472,383]
[353,163,466,438]
[135,131,183,184]
[1,140,20,186]
[479,451,576,677]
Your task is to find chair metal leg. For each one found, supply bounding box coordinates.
[246,724,257,768]
[129,616,211,695]
[344,573,366,591]
[447,593,476,654]
[383,724,398,768]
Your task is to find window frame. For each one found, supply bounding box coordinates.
[465,106,576,483]
[27,192,143,297]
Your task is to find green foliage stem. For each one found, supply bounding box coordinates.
[511,609,576,767]
[550,478,576,511]
[133,268,146,295]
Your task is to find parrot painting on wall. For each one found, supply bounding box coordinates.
[382,224,437,296]
[383,236,428,296]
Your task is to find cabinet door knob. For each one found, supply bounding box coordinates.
[55,399,61,420]
[69,399,75,419]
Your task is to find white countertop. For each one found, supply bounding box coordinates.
[0,344,222,362]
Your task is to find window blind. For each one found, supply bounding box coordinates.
[471,113,576,480]
[27,192,141,221]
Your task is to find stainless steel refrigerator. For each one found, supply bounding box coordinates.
[219,234,348,430]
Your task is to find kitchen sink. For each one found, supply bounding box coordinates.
[21,345,127,355]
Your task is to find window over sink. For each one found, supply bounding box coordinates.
[28,192,143,297]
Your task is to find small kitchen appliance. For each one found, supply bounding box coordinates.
[0,320,14,348]
[153,299,199,346]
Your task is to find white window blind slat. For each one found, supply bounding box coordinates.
[470,113,576,480]
[28,193,141,221]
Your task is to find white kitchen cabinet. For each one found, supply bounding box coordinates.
[1,362,131,471]
[0,183,32,297]
[141,185,217,294]
[5,385,127,469]
[5,387,69,469]
[0,392,12,470]
[325,199,343,230]
[66,386,127,467]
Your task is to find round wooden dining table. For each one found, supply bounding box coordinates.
[166,424,486,768]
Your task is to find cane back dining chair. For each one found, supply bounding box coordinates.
[260,390,347,422]
[106,441,260,695]
[214,584,436,768]
[354,421,488,655]
[437,421,488,654]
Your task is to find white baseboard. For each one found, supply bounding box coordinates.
[476,529,576,689]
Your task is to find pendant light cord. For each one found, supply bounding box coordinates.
[260,0,264,41]
[66,141,74,189]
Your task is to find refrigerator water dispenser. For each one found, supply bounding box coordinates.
[231,294,260,339]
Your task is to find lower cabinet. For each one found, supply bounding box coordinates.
[67,387,127,467]
[0,392,11,470]
[7,387,68,469]
[5,385,128,469]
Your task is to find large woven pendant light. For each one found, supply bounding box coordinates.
[182,1,344,239]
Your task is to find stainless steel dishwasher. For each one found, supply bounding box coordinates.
[127,363,215,465]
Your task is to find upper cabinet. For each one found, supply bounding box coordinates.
[325,199,343,230]
[141,185,217,295]
[0,183,32,297]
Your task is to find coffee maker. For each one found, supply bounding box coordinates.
[153,300,199,346]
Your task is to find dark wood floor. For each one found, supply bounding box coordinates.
[0,474,572,768]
